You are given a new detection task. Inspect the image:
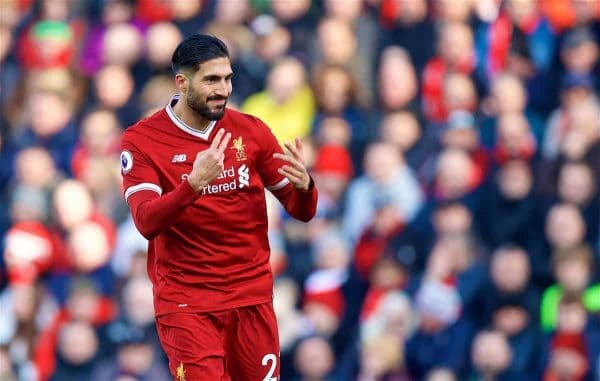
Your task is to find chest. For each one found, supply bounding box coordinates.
[147,133,262,197]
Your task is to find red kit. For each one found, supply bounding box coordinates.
[121,95,317,380]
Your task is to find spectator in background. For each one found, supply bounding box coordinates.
[311,64,369,165]
[71,109,124,221]
[302,229,352,339]
[493,112,538,165]
[11,87,77,174]
[378,111,429,170]
[144,21,182,75]
[313,16,373,109]
[323,0,378,78]
[378,0,435,72]
[50,320,101,381]
[476,0,555,80]
[242,56,315,144]
[269,0,315,56]
[101,22,144,69]
[543,74,598,160]
[292,335,336,381]
[376,46,419,115]
[242,14,293,101]
[489,295,541,379]
[357,334,412,381]
[469,329,517,381]
[556,161,599,247]
[0,281,56,380]
[429,148,483,203]
[540,245,600,332]
[441,74,479,123]
[479,160,539,251]
[79,0,143,76]
[10,146,60,219]
[542,295,600,381]
[425,367,457,381]
[90,321,170,381]
[545,203,589,257]
[480,72,546,148]
[273,277,310,359]
[0,24,19,108]
[343,141,424,243]
[90,64,140,127]
[558,26,599,93]
[422,22,476,123]
[139,74,178,113]
[439,111,488,178]
[406,268,473,379]
[312,144,354,220]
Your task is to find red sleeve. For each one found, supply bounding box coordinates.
[121,132,199,239]
[254,118,318,222]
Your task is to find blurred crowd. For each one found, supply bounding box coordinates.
[1,0,600,380]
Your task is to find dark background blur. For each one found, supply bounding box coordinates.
[1,0,599,380]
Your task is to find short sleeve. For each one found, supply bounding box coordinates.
[120,133,162,204]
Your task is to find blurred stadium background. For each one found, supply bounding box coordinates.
[0,0,599,380]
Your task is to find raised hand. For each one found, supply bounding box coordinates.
[273,137,311,191]
[187,128,232,192]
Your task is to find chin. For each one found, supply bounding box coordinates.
[213,107,226,118]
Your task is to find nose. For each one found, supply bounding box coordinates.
[214,79,230,97]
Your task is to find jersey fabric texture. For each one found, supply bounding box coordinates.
[121,95,318,317]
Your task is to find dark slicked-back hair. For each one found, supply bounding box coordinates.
[171,34,229,74]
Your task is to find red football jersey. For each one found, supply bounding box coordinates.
[121,95,318,316]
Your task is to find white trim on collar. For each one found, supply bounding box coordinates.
[166,94,217,140]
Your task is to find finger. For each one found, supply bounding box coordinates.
[295,137,304,154]
[277,167,304,183]
[217,132,232,153]
[280,165,305,177]
[273,153,303,169]
[284,141,302,161]
[210,128,225,150]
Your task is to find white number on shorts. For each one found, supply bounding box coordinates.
[261,353,277,381]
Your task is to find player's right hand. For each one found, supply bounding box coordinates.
[187,128,231,192]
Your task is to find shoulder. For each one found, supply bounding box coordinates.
[224,108,271,135]
[122,109,166,146]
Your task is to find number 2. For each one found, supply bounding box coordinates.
[261,353,277,381]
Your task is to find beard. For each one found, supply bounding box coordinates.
[187,88,228,121]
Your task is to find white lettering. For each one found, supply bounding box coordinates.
[201,180,237,195]
[238,164,250,188]
[217,166,235,179]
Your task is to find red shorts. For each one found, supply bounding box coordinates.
[155,302,280,381]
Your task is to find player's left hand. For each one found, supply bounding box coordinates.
[273,137,311,191]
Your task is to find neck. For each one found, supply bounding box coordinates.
[173,95,211,132]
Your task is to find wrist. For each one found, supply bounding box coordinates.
[300,177,313,191]
[187,177,207,193]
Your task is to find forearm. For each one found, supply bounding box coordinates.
[128,181,199,239]
[272,178,318,222]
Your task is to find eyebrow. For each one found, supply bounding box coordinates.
[202,72,234,81]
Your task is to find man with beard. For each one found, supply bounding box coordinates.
[120,34,318,380]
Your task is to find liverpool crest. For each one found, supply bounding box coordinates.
[231,136,247,161]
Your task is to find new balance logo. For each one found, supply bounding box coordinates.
[238,164,250,188]
[172,154,187,163]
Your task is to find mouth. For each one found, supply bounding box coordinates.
[208,98,227,105]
